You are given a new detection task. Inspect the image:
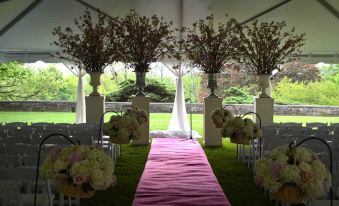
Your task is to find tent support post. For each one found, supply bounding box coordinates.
[317,0,339,20]
[240,0,293,25]
[0,0,43,38]
[75,0,112,18]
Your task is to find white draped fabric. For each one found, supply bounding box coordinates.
[63,64,86,123]
[150,64,200,139]
[168,67,189,132]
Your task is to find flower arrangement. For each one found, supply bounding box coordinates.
[255,145,331,203]
[181,14,238,73]
[221,117,262,144]
[210,108,235,128]
[112,9,178,72]
[52,10,121,73]
[232,20,305,75]
[104,107,148,144]
[41,145,116,198]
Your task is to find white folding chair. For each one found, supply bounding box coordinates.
[4,144,38,155]
[0,167,53,206]
[0,154,21,168]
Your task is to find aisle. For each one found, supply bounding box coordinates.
[133,138,231,206]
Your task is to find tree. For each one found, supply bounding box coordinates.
[273,62,320,84]
[106,79,175,102]
[0,61,40,100]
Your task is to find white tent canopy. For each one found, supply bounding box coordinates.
[1,0,339,63]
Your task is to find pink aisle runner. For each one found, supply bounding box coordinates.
[132,138,231,206]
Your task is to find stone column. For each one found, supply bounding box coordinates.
[131,96,150,145]
[254,97,274,124]
[85,95,105,124]
[204,97,222,146]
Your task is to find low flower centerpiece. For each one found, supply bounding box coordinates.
[112,10,178,96]
[104,106,149,144]
[41,145,116,198]
[220,111,262,145]
[232,20,305,98]
[210,106,236,128]
[255,145,331,204]
[181,14,238,97]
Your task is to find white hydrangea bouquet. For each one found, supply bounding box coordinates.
[210,107,235,128]
[221,116,262,144]
[255,145,331,203]
[104,106,148,144]
[42,145,117,198]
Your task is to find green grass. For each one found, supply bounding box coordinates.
[82,144,151,206]
[1,112,339,205]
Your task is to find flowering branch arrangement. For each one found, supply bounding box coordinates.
[104,107,148,144]
[42,145,116,197]
[113,10,178,72]
[181,14,238,73]
[255,145,331,202]
[52,10,122,73]
[232,20,305,75]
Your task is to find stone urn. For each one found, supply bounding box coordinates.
[135,71,147,96]
[258,74,272,98]
[89,72,102,96]
[206,72,219,98]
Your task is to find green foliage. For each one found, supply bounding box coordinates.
[106,79,175,102]
[0,62,63,100]
[183,74,202,102]
[272,77,339,105]
[319,64,339,84]
[223,87,253,104]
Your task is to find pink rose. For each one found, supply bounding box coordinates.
[73,174,88,185]
[255,176,263,186]
[67,152,84,165]
[271,162,285,178]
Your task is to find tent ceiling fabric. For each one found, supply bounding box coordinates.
[0,0,339,63]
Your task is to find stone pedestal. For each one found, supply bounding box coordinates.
[254,97,274,124]
[204,97,222,146]
[85,95,105,124]
[131,96,150,145]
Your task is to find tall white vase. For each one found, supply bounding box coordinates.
[135,71,147,96]
[258,74,272,98]
[206,72,219,98]
[89,72,102,96]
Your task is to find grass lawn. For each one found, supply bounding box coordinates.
[1,111,338,205]
[1,112,339,129]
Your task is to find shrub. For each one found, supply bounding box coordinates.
[106,79,175,102]
[223,87,253,104]
[272,77,339,105]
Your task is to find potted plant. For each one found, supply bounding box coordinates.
[52,10,122,96]
[112,10,178,96]
[232,20,305,98]
[220,115,262,145]
[104,106,148,144]
[255,145,331,203]
[181,14,238,97]
[41,145,117,198]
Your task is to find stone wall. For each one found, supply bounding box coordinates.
[0,101,339,116]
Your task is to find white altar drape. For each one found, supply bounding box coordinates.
[150,63,200,139]
[63,64,86,123]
